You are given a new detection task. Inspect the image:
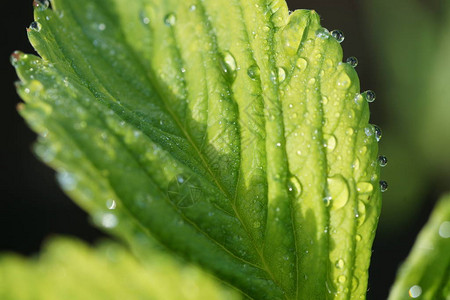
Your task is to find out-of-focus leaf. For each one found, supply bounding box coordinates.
[362,0,450,230]
[388,194,450,299]
[0,237,240,300]
[14,0,382,298]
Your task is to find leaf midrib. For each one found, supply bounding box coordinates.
[63,0,286,295]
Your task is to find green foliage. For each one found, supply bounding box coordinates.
[389,194,450,300]
[8,0,391,298]
[0,238,239,300]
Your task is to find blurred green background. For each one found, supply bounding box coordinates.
[1,0,449,299]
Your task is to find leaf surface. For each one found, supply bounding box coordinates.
[389,194,450,300]
[14,0,382,298]
[0,238,239,300]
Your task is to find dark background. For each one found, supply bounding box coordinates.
[0,1,443,299]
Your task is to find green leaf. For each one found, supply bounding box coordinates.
[389,194,450,300]
[13,0,382,298]
[0,237,240,300]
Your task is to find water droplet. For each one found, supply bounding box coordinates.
[98,23,106,31]
[308,78,316,85]
[106,199,117,210]
[357,182,373,194]
[346,128,354,136]
[363,90,376,103]
[346,56,358,67]
[374,125,382,142]
[331,30,345,43]
[335,259,345,269]
[323,196,332,207]
[33,0,49,10]
[408,285,422,298]
[100,213,118,229]
[356,201,367,226]
[278,67,286,83]
[379,180,388,192]
[378,155,388,167]
[364,126,374,137]
[28,80,44,95]
[269,70,277,83]
[219,51,237,82]
[247,64,260,80]
[338,275,347,283]
[140,11,150,24]
[296,57,308,71]
[189,4,197,11]
[336,72,351,89]
[352,158,360,170]
[57,171,77,191]
[352,276,359,292]
[29,21,42,32]
[355,234,362,241]
[315,28,330,39]
[327,175,349,209]
[287,175,302,197]
[164,13,176,26]
[325,135,337,151]
[438,221,450,238]
[10,51,23,66]
[354,93,364,104]
[253,221,261,228]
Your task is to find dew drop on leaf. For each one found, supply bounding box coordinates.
[323,196,332,207]
[287,175,303,198]
[378,155,388,167]
[106,199,117,210]
[29,21,42,32]
[277,67,286,83]
[352,276,359,292]
[324,134,337,152]
[100,213,118,229]
[364,126,374,137]
[408,285,422,298]
[33,0,49,10]
[331,30,345,43]
[354,93,364,105]
[140,11,150,24]
[379,180,388,192]
[374,125,382,142]
[327,175,349,209]
[338,275,347,283]
[438,221,450,238]
[356,201,367,226]
[363,90,376,103]
[352,158,360,170]
[335,259,345,269]
[315,27,330,39]
[57,171,77,191]
[296,57,308,71]
[336,72,351,89]
[164,13,176,26]
[247,64,260,80]
[220,51,237,82]
[346,56,358,67]
[356,182,373,194]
